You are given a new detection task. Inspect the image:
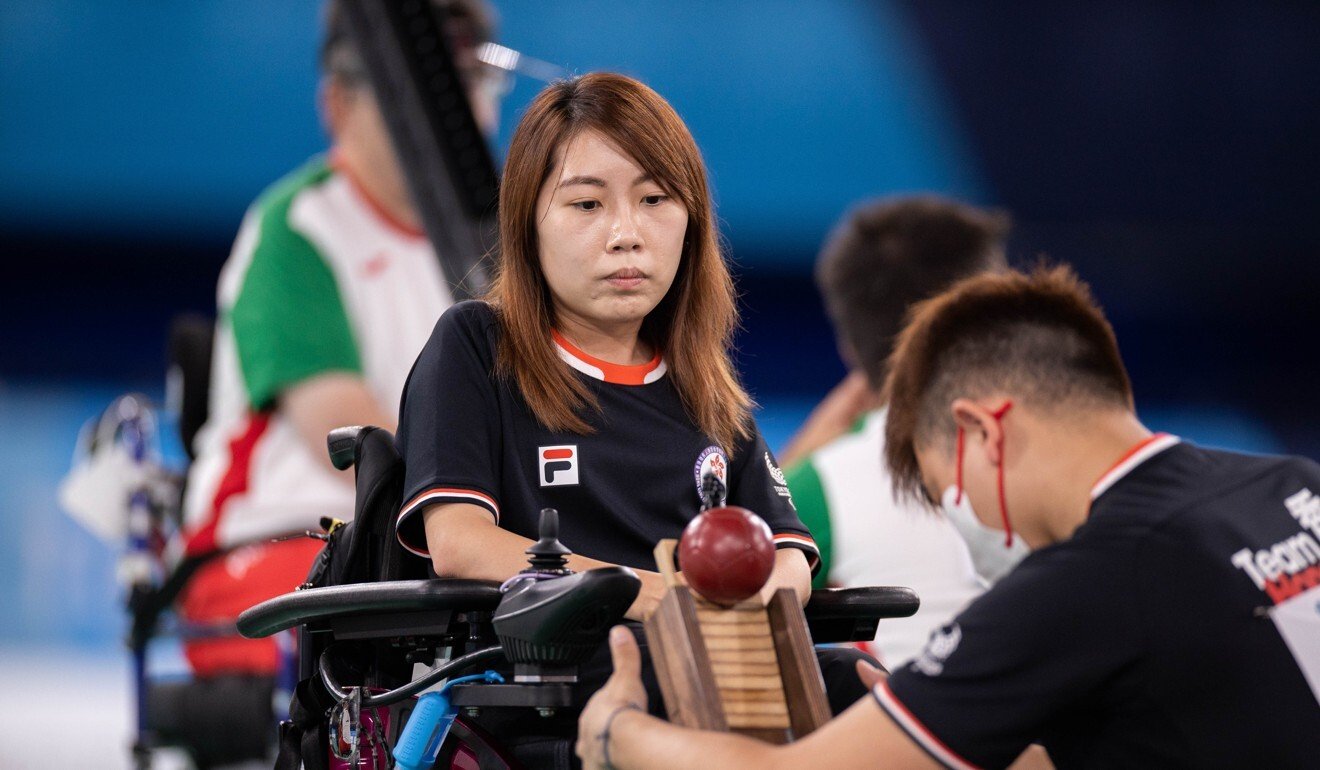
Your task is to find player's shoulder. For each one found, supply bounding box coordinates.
[812,409,885,465]
[1161,445,1319,534]
[972,528,1139,622]
[1191,445,1320,499]
[249,156,336,225]
[726,414,770,464]
[220,157,350,304]
[437,299,498,333]
[1093,442,1312,532]
[1174,441,1306,477]
[236,156,339,264]
[419,300,500,360]
[798,410,888,492]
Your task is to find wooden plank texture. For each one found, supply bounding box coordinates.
[702,635,775,652]
[708,661,780,677]
[643,586,727,731]
[645,584,825,745]
[696,597,793,734]
[766,588,831,738]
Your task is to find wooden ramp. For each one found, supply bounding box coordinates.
[644,540,830,744]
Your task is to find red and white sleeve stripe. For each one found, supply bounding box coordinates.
[395,486,500,557]
[872,681,982,770]
[773,532,821,570]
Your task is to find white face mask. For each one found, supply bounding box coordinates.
[941,485,1031,584]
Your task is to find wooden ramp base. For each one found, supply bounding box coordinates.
[644,585,831,743]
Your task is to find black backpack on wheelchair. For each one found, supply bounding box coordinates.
[239,425,921,770]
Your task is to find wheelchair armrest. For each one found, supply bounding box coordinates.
[237,578,503,639]
[804,586,920,644]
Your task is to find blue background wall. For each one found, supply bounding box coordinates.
[2,0,1317,656]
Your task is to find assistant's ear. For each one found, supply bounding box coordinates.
[835,337,859,371]
[950,398,1006,466]
[320,76,351,140]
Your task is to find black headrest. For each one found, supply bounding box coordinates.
[320,426,422,585]
[167,314,214,460]
[352,427,404,537]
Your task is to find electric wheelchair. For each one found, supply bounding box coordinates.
[238,425,922,769]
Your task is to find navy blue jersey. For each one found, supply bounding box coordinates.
[876,436,1320,769]
[394,301,818,574]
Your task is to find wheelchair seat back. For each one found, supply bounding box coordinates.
[166,313,214,462]
[307,425,427,591]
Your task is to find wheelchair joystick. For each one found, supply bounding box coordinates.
[492,507,642,678]
[523,508,573,574]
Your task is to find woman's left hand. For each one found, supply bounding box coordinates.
[577,625,650,769]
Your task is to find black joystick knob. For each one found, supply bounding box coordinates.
[524,508,573,573]
[699,472,727,512]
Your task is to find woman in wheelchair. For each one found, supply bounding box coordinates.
[390,72,880,760]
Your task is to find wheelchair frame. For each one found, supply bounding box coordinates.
[239,425,921,770]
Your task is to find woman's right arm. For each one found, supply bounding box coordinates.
[423,502,672,621]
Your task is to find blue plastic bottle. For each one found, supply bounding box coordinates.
[393,671,503,770]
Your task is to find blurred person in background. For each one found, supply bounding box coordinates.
[177,0,503,682]
[782,197,1026,668]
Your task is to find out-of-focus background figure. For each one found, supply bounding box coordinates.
[783,196,1022,669]
[176,0,499,687]
[58,1,509,766]
[2,2,1317,767]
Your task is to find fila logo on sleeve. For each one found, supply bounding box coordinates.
[539,445,580,487]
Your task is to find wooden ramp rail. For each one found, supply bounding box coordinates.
[644,539,830,744]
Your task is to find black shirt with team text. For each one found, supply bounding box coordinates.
[878,441,1320,769]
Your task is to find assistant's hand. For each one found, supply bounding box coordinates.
[577,626,650,769]
[855,658,888,689]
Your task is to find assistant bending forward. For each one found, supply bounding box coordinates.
[578,266,1320,769]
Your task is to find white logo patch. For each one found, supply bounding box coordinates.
[539,445,579,487]
[1286,488,1320,536]
[912,623,962,677]
[693,446,729,500]
[765,452,795,509]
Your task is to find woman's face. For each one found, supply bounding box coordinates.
[534,129,688,338]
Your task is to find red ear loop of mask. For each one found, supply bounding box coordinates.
[953,401,1015,547]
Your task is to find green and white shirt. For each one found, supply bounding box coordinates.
[785,409,987,668]
[182,156,453,553]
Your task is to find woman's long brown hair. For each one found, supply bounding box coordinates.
[488,72,753,452]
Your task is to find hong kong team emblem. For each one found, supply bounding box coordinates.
[539,445,579,487]
[693,446,729,497]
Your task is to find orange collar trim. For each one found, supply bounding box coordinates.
[1090,433,1180,502]
[551,330,666,385]
[329,148,426,241]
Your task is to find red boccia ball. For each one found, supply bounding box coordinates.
[678,506,776,606]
